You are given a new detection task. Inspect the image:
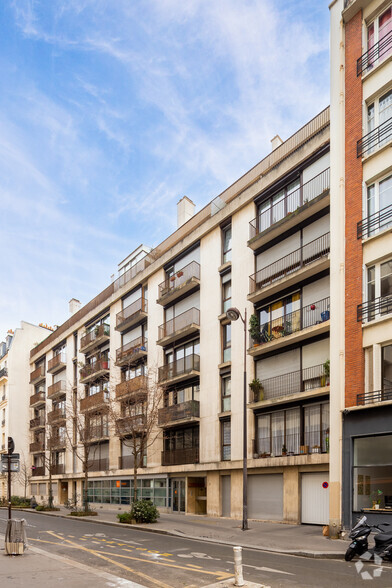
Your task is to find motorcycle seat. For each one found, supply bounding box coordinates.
[374,533,392,543]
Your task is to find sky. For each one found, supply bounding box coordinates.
[0,0,330,340]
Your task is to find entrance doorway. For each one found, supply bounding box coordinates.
[172,479,186,513]
[60,481,68,505]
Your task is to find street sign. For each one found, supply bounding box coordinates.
[1,453,20,461]
[1,461,19,472]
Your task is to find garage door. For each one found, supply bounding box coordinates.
[301,472,329,524]
[248,474,283,520]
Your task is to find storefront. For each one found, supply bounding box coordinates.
[86,475,169,508]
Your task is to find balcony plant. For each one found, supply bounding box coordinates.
[320,359,330,387]
[282,444,287,456]
[249,378,264,401]
[249,314,261,345]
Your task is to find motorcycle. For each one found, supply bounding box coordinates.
[345,515,392,561]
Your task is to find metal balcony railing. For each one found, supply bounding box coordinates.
[158,308,200,340]
[29,416,46,429]
[113,254,154,292]
[81,425,109,441]
[251,297,330,346]
[29,391,46,407]
[357,30,392,76]
[357,388,392,406]
[357,204,392,239]
[117,414,147,435]
[249,168,330,239]
[48,436,66,450]
[116,298,147,329]
[51,465,65,475]
[158,354,200,383]
[158,400,200,425]
[357,295,392,323]
[255,429,329,457]
[161,447,199,466]
[251,363,328,402]
[47,408,66,424]
[80,389,109,412]
[115,375,148,400]
[30,365,45,384]
[87,458,109,471]
[31,466,45,476]
[158,261,200,298]
[80,324,110,351]
[249,233,330,293]
[116,337,147,364]
[79,359,109,381]
[30,440,45,453]
[357,117,392,158]
[47,380,67,399]
[47,353,66,372]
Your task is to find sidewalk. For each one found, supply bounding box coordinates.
[20,506,348,559]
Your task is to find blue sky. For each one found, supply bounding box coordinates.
[0,0,330,339]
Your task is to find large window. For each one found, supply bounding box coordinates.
[366,258,392,319]
[257,179,301,233]
[87,478,168,507]
[164,382,200,407]
[366,89,392,154]
[353,434,392,511]
[367,6,392,69]
[164,426,199,451]
[366,174,392,235]
[258,292,301,342]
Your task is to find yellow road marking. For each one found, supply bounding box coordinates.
[186,564,203,569]
[67,535,75,538]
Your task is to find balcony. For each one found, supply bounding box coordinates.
[158,400,200,427]
[47,380,67,400]
[357,295,392,323]
[113,254,153,292]
[30,440,45,453]
[357,30,392,76]
[254,429,329,458]
[249,364,328,405]
[81,424,109,442]
[87,458,109,471]
[158,354,200,385]
[115,375,148,402]
[30,365,45,385]
[30,416,46,430]
[80,324,110,354]
[31,466,45,477]
[47,408,66,425]
[47,353,67,374]
[157,308,200,346]
[115,337,147,367]
[357,117,392,158]
[248,297,330,357]
[357,204,392,239]
[249,233,330,303]
[80,390,109,412]
[161,447,199,466]
[51,464,65,475]
[30,391,46,407]
[157,261,201,306]
[115,298,147,333]
[357,388,392,406]
[118,455,137,469]
[117,414,147,436]
[79,359,109,384]
[0,367,8,379]
[48,436,67,450]
[248,168,330,250]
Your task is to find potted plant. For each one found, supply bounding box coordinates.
[282,444,287,456]
[249,378,264,401]
[170,275,176,282]
[249,314,261,345]
[176,270,184,278]
[371,489,383,509]
[320,359,330,387]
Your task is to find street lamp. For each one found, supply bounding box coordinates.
[226,307,248,531]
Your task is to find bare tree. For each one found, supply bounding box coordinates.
[15,455,31,500]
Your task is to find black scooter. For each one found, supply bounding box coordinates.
[345,515,392,561]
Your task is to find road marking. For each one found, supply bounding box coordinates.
[186,564,203,569]
[67,535,75,538]
[227,561,294,576]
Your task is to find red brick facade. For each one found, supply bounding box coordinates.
[345,10,364,407]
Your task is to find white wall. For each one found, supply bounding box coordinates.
[256,349,300,380]
[303,152,330,184]
[302,276,330,307]
[302,339,329,369]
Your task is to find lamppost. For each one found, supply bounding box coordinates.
[226,307,248,531]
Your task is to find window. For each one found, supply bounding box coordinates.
[257,178,301,233]
[164,426,199,451]
[367,6,392,69]
[366,89,392,154]
[222,273,232,313]
[304,403,329,453]
[222,225,232,263]
[382,345,392,393]
[165,382,200,407]
[221,375,231,412]
[353,434,392,511]
[221,420,231,460]
[222,324,231,362]
[258,292,301,342]
[365,174,392,236]
[366,258,392,319]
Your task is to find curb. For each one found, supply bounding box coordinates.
[15,508,346,560]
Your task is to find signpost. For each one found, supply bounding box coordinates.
[2,437,19,519]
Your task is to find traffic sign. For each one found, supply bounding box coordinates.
[1,453,20,461]
[1,461,19,472]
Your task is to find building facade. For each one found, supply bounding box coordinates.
[331,0,392,530]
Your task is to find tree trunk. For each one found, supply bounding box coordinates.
[133,445,138,504]
[83,448,89,513]
[48,463,53,509]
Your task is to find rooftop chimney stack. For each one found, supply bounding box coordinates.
[271,135,283,151]
[177,196,195,228]
[69,298,81,316]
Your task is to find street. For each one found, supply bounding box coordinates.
[1,511,392,587]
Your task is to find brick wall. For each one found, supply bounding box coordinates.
[345,10,364,407]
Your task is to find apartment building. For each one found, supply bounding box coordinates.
[29,108,331,524]
[0,322,50,498]
[330,0,392,531]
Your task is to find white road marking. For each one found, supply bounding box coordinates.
[227,561,294,575]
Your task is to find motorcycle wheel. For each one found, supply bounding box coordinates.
[345,547,357,561]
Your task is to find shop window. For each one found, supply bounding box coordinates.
[353,434,392,511]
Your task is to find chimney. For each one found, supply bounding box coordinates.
[69,298,81,316]
[271,135,283,151]
[177,196,195,228]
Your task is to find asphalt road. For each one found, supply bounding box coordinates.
[1,511,392,587]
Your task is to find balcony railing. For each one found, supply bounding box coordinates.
[0,367,8,379]
[30,390,46,407]
[255,429,329,457]
[47,408,66,424]
[251,364,328,402]
[357,204,392,239]
[357,295,392,323]
[51,464,65,475]
[249,233,330,294]
[357,117,392,158]
[47,380,67,399]
[79,359,109,382]
[113,254,153,292]
[158,400,200,426]
[251,297,330,346]
[158,308,200,340]
[116,337,147,365]
[31,466,45,476]
[30,416,46,429]
[119,455,137,469]
[117,414,147,435]
[249,168,330,240]
[30,365,45,384]
[161,447,199,466]
[48,436,66,450]
[116,298,147,330]
[158,354,200,383]
[81,424,109,441]
[47,353,66,373]
[357,30,392,76]
[30,440,45,453]
[80,390,109,412]
[80,324,110,352]
[158,261,201,299]
[357,388,392,406]
[115,375,148,400]
[87,458,109,471]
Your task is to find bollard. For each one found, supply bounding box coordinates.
[233,546,244,587]
[5,519,27,555]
